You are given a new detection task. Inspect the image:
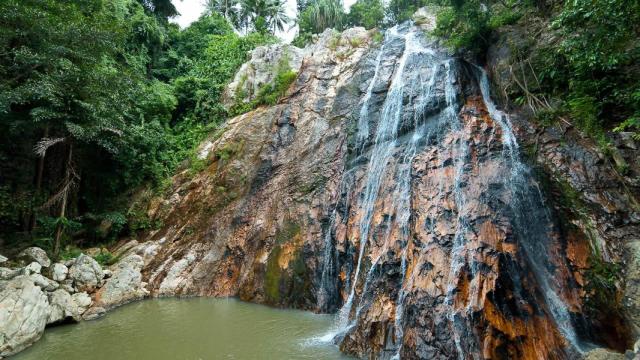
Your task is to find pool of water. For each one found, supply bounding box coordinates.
[14,297,350,360]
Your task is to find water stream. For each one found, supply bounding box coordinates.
[13,298,349,360]
[319,23,585,358]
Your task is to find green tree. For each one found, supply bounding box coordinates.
[294,0,346,45]
[138,0,179,19]
[238,0,290,34]
[386,0,430,24]
[348,0,384,29]
[206,0,241,28]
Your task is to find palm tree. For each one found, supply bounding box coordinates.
[205,0,240,27]
[266,0,290,33]
[306,0,345,33]
[238,0,289,34]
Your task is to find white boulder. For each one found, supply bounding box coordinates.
[24,262,42,275]
[47,289,80,324]
[68,254,103,292]
[0,276,49,357]
[17,247,51,268]
[94,254,148,310]
[71,292,92,315]
[51,263,69,282]
[29,274,59,292]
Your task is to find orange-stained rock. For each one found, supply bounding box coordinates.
[114,23,639,360]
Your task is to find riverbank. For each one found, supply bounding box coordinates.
[0,242,151,358]
[12,297,348,360]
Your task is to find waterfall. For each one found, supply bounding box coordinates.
[337,26,437,333]
[477,70,586,353]
[318,170,355,312]
[316,23,585,359]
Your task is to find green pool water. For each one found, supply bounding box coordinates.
[13,297,350,360]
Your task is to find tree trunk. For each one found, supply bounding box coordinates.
[53,142,72,258]
[28,125,49,233]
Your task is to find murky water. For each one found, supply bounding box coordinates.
[14,298,350,360]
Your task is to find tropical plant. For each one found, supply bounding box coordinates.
[138,0,179,19]
[348,0,384,29]
[294,0,346,45]
[306,0,345,33]
[205,0,240,28]
[237,0,290,34]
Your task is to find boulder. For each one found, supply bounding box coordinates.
[0,267,20,281]
[583,348,626,360]
[82,306,105,321]
[24,262,42,275]
[71,292,92,315]
[0,276,49,357]
[60,279,75,293]
[68,254,103,292]
[94,254,148,310]
[29,274,59,292]
[222,44,303,110]
[51,263,69,282]
[0,254,7,263]
[16,247,50,268]
[47,289,80,324]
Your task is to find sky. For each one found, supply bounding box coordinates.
[170,0,356,43]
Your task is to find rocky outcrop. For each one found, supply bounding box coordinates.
[124,20,639,360]
[0,248,147,356]
[484,16,640,352]
[93,254,149,310]
[2,15,638,360]
[0,275,49,357]
[223,43,304,109]
[68,254,104,293]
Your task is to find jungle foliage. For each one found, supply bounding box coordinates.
[0,0,271,256]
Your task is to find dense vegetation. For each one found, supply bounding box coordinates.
[0,0,273,256]
[1,0,637,260]
[427,0,640,147]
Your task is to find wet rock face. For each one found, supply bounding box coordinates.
[134,24,637,359]
[139,27,374,306]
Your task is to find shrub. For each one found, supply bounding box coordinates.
[230,57,298,115]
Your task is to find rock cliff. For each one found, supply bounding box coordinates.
[123,19,639,360]
[2,13,638,360]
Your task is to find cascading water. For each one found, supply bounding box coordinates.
[316,22,587,359]
[336,26,437,334]
[477,71,586,353]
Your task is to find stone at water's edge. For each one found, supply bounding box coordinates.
[47,289,81,324]
[92,254,149,310]
[0,246,148,357]
[0,276,49,357]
